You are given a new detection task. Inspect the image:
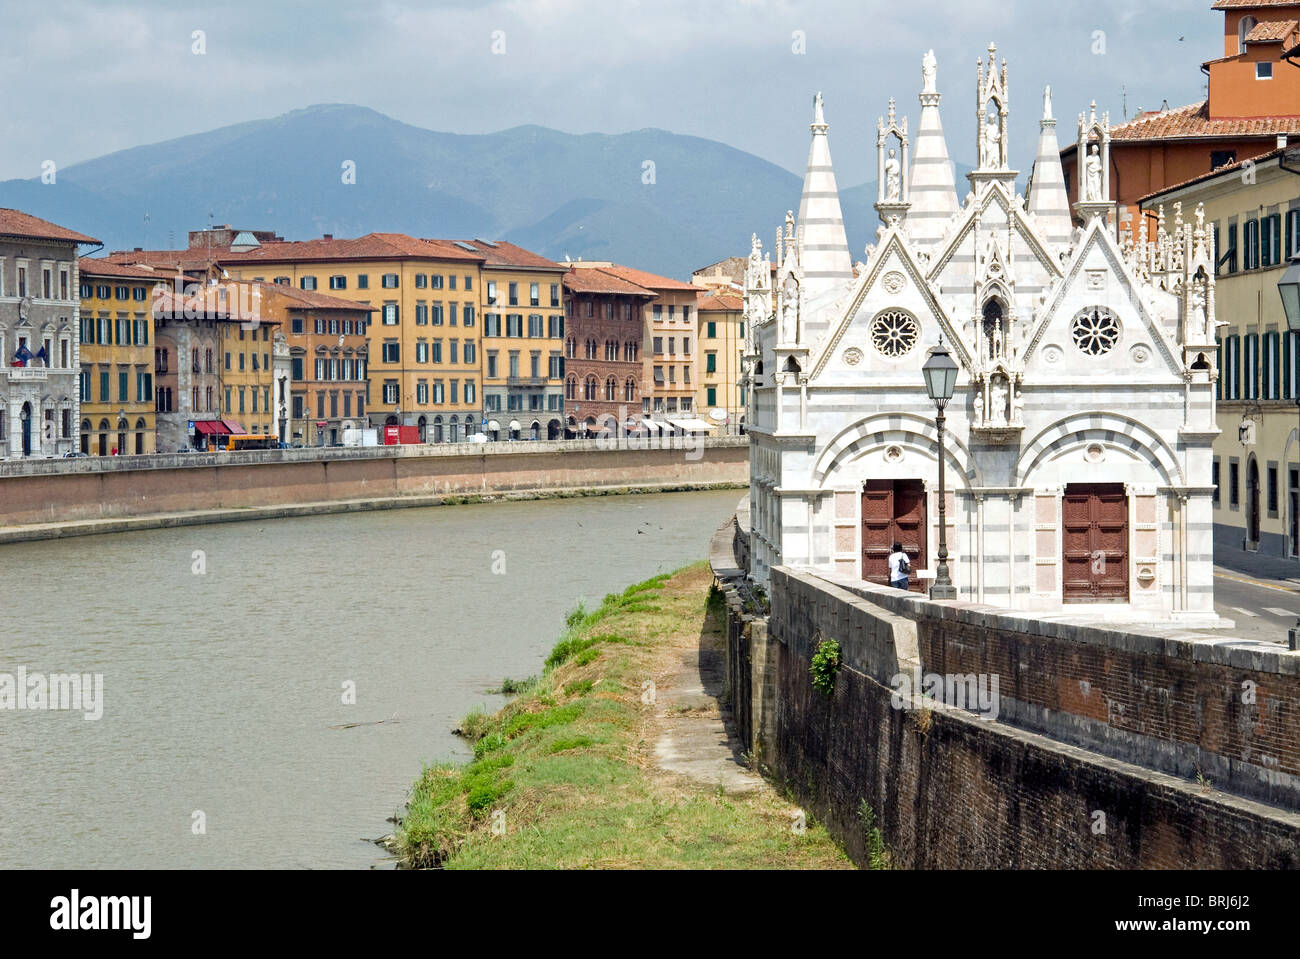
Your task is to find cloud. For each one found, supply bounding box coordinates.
[1,0,1218,184]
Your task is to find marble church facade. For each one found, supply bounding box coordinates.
[743,45,1220,620]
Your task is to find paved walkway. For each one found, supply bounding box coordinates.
[653,611,764,796]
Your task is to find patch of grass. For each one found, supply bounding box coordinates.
[396,562,850,870]
[503,702,584,739]
[488,676,537,695]
[857,800,893,870]
[457,706,492,741]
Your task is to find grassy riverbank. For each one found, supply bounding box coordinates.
[396,562,849,869]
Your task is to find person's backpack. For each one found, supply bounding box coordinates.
[898,553,911,575]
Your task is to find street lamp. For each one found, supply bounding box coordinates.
[1277,257,1300,649]
[922,336,959,600]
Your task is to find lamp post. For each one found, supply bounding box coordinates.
[922,337,959,600]
[1277,256,1300,648]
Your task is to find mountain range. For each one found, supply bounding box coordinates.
[0,104,973,280]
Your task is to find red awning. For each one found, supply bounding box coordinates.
[221,420,245,434]
[194,420,231,436]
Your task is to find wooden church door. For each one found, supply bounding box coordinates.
[861,479,927,590]
[1062,483,1129,602]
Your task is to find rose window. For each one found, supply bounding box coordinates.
[1071,308,1120,356]
[871,310,919,357]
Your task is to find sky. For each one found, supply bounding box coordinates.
[0,0,1220,185]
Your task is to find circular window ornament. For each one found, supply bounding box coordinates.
[884,445,904,463]
[843,346,864,367]
[1084,443,1106,464]
[1130,343,1150,364]
[882,271,906,294]
[1072,307,1121,356]
[870,309,919,357]
[1042,344,1063,364]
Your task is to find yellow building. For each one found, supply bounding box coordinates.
[216,308,281,437]
[77,259,161,455]
[695,289,745,434]
[464,239,567,440]
[218,232,484,441]
[1141,145,1300,564]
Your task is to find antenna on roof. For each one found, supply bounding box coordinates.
[1122,84,1127,121]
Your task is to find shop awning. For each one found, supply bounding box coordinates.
[639,418,663,432]
[509,419,521,431]
[487,420,501,431]
[669,418,717,432]
[194,420,230,436]
[221,419,246,434]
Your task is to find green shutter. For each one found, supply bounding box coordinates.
[1286,332,1294,399]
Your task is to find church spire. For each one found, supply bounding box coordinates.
[796,92,853,299]
[907,50,960,248]
[1026,85,1073,250]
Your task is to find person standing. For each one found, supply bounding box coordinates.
[888,542,911,591]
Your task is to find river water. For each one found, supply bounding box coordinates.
[0,489,741,868]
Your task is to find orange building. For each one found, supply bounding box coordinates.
[1063,0,1300,236]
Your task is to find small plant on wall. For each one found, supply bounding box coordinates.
[810,637,842,698]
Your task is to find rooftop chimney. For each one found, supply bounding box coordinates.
[323,234,333,241]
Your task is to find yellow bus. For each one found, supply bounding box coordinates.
[207,434,278,452]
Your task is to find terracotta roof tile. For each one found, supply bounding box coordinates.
[78,258,170,280]
[1072,100,1300,145]
[217,232,484,265]
[591,263,700,292]
[1245,19,1298,41]
[446,239,563,271]
[0,209,98,244]
[698,292,744,311]
[103,248,223,271]
[561,267,655,296]
[1212,0,1300,8]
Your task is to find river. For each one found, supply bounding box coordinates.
[0,489,742,868]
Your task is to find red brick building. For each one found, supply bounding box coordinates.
[561,266,652,436]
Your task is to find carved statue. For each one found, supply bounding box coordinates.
[884,149,901,200]
[981,115,1000,169]
[1085,145,1104,201]
[1043,85,1052,121]
[813,91,825,126]
[781,275,798,343]
[1011,386,1024,426]
[990,376,1008,426]
[922,49,937,94]
[973,391,984,426]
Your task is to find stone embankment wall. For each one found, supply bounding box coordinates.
[0,437,747,533]
[710,517,1300,869]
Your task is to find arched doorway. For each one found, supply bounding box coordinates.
[548,419,561,440]
[135,419,146,454]
[384,414,399,426]
[530,420,540,441]
[417,415,427,442]
[117,418,127,456]
[97,418,109,456]
[81,420,90,454]
[1247,456,1261,547]
[19,403,32,456]
[433,415,443,443]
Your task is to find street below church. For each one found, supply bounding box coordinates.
[1214,567,1300,644]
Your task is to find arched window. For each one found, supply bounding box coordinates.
[981,299,1004,358]
[80,420,90,454]
[417,414,427,442]
[134,419,146,454]
[97,418,109,456]
[433,415,444,443]
[624,377,636,402]
[565,375,577,400]
[605,376,617,400]
[625,341,638,362]
[205,386,213,411]
[606,340,617,361]
[1240,15,1258,52]
[205,348,213,373]
[449,420,459,443]
[584,375,598,400]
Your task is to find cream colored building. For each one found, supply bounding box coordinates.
[695,289,745,434]
[1142,145,1300,563]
